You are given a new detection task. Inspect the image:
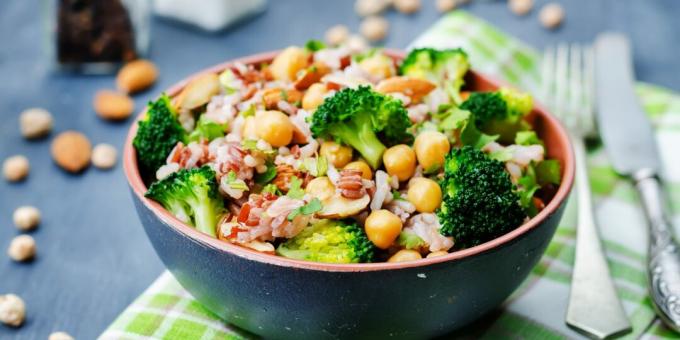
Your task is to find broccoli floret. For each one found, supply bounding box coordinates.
[396,229,426,250]
[276,219,375,263]
[438,146,525,249]
[188,116,227,142]
[460,88,533,143]
[145,166,224,237]
[310,86,412,169]
[399,48,470,103]
[133,94,187,177]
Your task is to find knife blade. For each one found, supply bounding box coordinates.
[595,32,680,333]
[594,33,660,175]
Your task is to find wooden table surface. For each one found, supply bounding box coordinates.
[1,0,679,338]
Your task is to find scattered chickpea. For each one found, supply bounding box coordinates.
[365,209,403,249]
[344,160,372,180]
[305,177,336,201]
[355,0,391,17]
[13,206,41,231]
[407,177,442,213]
[302,83,329,111]
[360,16,389,42]
[346,35,369,53]
[255,111,294,147]
[414,130,450,172]
[388,249,422,262]
[49,332,75,340]
[3,155,29,182]
[0,294,25,327]
[7,235,35,262]
[320,141,353,168]
[383,144,416,181]
[436,0,457,13]
[19,108,53,139]
[539,3,564,29]
[325,25,350,46]
[509,0,533,16]
[427,250,449,258]
[394,0,421,14]
[91,143,118,170]
[270,47,309,82]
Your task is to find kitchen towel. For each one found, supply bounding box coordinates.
[99,11,680,340]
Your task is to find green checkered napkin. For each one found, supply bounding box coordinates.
[100,11,680,340]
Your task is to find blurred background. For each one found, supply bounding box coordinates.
[1,0,679,338]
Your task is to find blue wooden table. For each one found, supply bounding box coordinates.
[1,0,678,338]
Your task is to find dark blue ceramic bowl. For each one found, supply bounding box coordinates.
[123,50,575,339]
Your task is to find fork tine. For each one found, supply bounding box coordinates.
[582,46,596,136]
[555,43,570,124]
[569,43,582,123]
[541,46,556,110]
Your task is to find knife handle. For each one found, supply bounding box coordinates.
[634,168,680,331]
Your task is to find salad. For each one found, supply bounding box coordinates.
[133,42,561,264]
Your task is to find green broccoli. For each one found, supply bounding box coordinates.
[399,48,470,103]
[133,94,187,177]
[460,88,533,143]
[310,86,412,169]
[396,229,426,251]
[276,219,375,263]
[145,166,224,237]
[188,116,227,142]
[438,146,525,249]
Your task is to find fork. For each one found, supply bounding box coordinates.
[541,44,632,339]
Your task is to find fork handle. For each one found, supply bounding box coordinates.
[565,136,631,338]
[634,168,680,332]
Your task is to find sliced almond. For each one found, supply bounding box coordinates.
[376,76,436,103]
[294,62,331,90]
[51,131,92,173]
[317,194,370,219]
[242,240,276,254]
[93,90,134,121]
[262,88,303,110]
[176,73,220,110]
[116,59,158,94]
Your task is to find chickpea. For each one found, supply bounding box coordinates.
[49,332,75,340]
[325,25,350,46]
[302,83,328,111]
[320,141,353,168]
[414,131,450,172]
[407,177,442,213]
[3,155,29,182]
[242,116,258,139]
[427,250,449,258]
[360,16,389,42]
[344,160,372,180]
[13,206,41,231]
[305,177,335,201]
[255,111,294,147]
[383,144,416,181]
[7,235,35,262]
[91,143,118,169]
[270,46,309,81]
[388,249,422,262]
[0,294,25,327]
[365,210,403,249]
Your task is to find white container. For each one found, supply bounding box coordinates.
[153,0,267,32]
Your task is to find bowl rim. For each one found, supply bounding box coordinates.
[123,49,575,272]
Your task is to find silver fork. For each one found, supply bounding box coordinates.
[541,44,632,339]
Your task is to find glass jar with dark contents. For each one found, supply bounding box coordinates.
[44,0,151,73]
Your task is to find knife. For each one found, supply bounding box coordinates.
[594,32,680,332]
